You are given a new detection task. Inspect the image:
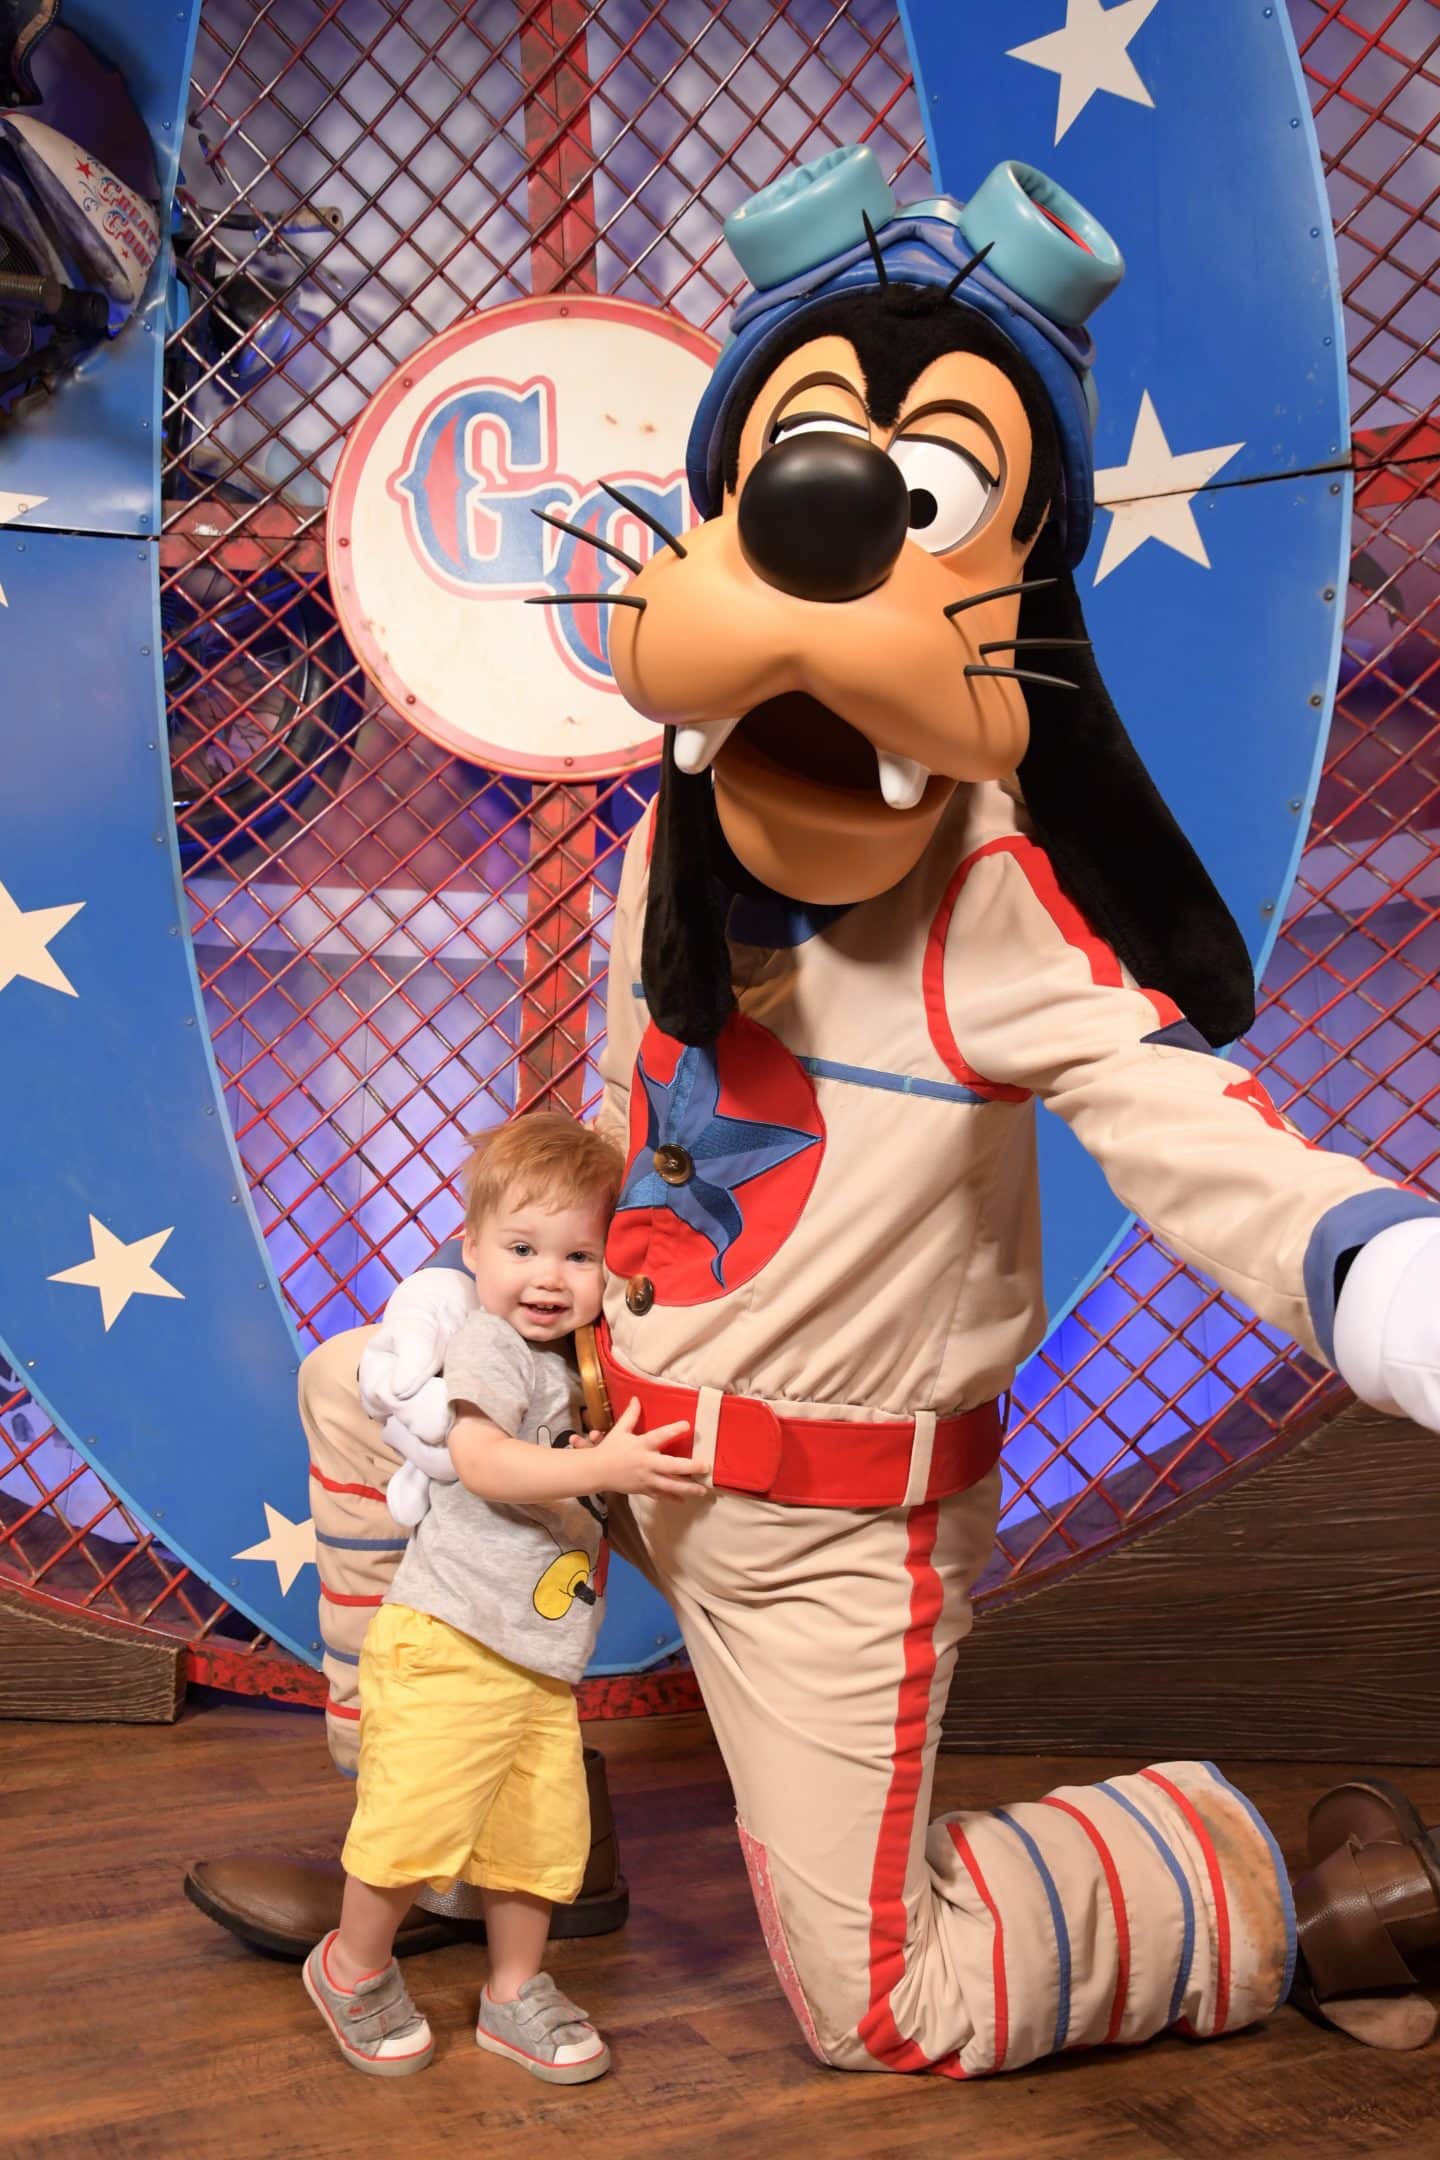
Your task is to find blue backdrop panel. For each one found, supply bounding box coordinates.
[0,0,198,537]
[901,0,1349,1321]
[901,0,1347,480]
[0,523,684,1675]
[0,526,315,1651]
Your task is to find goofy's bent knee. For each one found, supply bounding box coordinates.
[298,1325,406,1773]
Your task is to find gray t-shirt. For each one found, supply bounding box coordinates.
[386,1310,606,1684]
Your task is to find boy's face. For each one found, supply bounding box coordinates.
[461,1188,610,1345]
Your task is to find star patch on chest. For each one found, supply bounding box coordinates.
[607,1015,825,1305]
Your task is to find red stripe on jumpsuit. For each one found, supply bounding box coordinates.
[924,836,1182,1070]
[857,1501,968,2076]
[1140,1768,1233,2035]
[1040,1795,1131,2044]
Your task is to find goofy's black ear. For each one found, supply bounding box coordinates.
[639,731,736,1046]
[1015,527,1256,1048]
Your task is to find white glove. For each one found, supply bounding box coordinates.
[1332,1216,1440,1430]
[358,1266,477,1422]
[383,1406,459,1530]
[379,1387,458,1529]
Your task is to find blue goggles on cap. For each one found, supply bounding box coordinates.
[686,146,1124,567]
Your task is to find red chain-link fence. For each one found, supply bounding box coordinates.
[2,0,1436,1688]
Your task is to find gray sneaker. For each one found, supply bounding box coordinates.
[474,1973,610,2083]
[303,1930,435,2077]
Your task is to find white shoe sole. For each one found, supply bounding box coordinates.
[303,1951,435,2077]
[475,2019,611,2084]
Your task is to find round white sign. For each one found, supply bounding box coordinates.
[328,296,717,779]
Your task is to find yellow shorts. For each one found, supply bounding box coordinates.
[341,1604,590,1902]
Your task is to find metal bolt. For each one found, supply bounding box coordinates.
[1329,482,1341,494]
[1309,692,1323,707]
[1289,116,1300,128]
[338,535,349,548]
[1322,586,1336,602]
[168,925,178,937]
[140,644,150,655]
[155,1509,165,1520]
[1289,797,1302,812]
[204,1104,215,1116]
[230,1192,241,1204]
[1261,900,1275,915]
[402,377,413,389]
[184,1016,195,1028]
[146,742,155,752]
[153,833,165,845]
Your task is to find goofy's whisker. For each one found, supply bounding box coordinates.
[525,592,647,611]
[965,663,1077,691]
[600,480,689,560]
[944,578,1057,619]
[978,637,1092,656]
[532,507,643,576]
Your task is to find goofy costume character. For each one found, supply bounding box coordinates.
[191,147,1440,2065]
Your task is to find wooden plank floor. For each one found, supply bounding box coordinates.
[8,1700,1440,2159]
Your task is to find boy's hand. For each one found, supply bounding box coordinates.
[592,1397,706,1501]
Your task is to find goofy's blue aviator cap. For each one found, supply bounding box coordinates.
[686,145,1124,567]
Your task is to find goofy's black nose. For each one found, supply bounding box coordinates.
[737,431,910,603]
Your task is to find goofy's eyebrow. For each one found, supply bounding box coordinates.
[765,369,870,437]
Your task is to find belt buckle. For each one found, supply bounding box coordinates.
[714,1393,784,1496]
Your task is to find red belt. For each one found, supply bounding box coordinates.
[596,1326,1003,1511]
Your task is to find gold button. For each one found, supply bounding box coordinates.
[625,1275,655,1316]
[653,1143,693,1186]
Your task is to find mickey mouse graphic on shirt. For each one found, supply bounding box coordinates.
[531,1427,610,1620]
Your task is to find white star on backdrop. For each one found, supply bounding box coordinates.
[234,1503,316,1594]
[1009,0,1162,144]
[0,878,84,998]
[1092,392,1245,583]
[0,490,46,524]
[49,1215,185,1331]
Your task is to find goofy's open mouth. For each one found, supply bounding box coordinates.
[673,693,949,822]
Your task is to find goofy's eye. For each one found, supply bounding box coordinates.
[887,438,995,554]
[768,411,870,447]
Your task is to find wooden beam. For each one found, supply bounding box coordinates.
[946,1401,1440,1762]
[0,1578,184,1724]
